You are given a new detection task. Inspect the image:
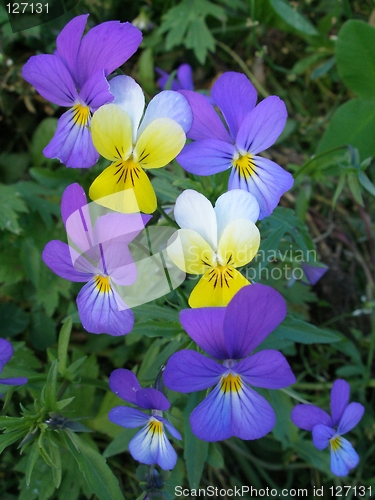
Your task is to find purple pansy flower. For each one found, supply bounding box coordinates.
[163,284,296,441]
[291,379,364,477]
[22,14,142,169]
[0,339,28,386]
[301,263,328,285]
[108,369,181,470]
[42,183,150,336]
[156,63,194,91]
[176,71,294,219]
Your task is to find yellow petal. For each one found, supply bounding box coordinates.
[189,266,250,308]
[89,158,157,214]
[134,118,186,169]
[91,104,133,161]
[167,229,216,275]
[217,218,260,268]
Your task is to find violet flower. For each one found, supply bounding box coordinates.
[108,369,181,470]
[176,71,294,219]
[0,339,28,386]
[163,284,296,441]
[301,263,328,285]
[156,64,194,91]
[42,183,150,335]
[291,379,364,476]
[22,14,142,169]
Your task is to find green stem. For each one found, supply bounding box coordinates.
[156,202,178,228]
[215,40,269,98]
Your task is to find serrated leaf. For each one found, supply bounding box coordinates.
[63,432,125,500]
[0,303,29,337]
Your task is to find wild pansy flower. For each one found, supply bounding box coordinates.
[0,339,28,386]
[176,71,294,219]
[108,369,181,470]
[163,284,296,441]
[291,379,364,477]
[156,63,194,91]
[89,75,192,214]
[301,263,328,285]
[43,183,150,335]
[167,189,260,307]
[22,14,142,169]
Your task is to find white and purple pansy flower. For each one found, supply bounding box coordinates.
[176,71,294,219]
[22,14,142,169]
[108,369,181,470]
[42,183,150,336]
[0,339,28,387]
[291,379,364,476]
[163,284,296,441]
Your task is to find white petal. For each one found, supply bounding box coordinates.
[109,75,145,143]
[174,190,218,249]
[137,90,192,138]
[214,189,260,241]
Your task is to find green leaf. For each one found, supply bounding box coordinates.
[31,118,59,167]
[43,360,58,411]
[58,317,72,376]
[26,440,41,486]
[138,47,155,95]
[0,303,29,337]
[103,428,137,458]
[294,440,331,474]
[184,392,208,489]
[269,391,298,446]
[275,316,341,344]
[0,183,28,234]
[318,98,375,159]
[207,443,224,469]
[0,428,26,453]
[336,20,375,100]
[30,308,56,351]
[269,0,318,36]
[358,171,375,197]
[347,172,364,206]
[63,432,125,500]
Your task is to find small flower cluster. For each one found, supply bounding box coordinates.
[21,14,364,481]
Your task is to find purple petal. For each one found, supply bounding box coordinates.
[179,90,231,142]
[108,406,148,428]
[337,402,364,435]
[163,350,225,393]
[330,437,359,477]
[211,72,257,139]
[177,64,194,90]
[128,419,177,470]
[156,67,170,90]
[77,278,134,335]
[42,240,94,282]
[301,263,328,285]
[93,213,149,247]
[235,350,295,389]
[177,139,235,175]
[136,388,170,411]
[79,69,113,111]
[160,418,182,440]
[312,424,335,450]
[99,244,137,286]
[22,54,77,107]
[108,368,141,404]
[76,22,142,88]
[0,377,28,386]
[43,108,99,169]
[55,14,88,80]
[330,379,350,427]
[61,183,88,226]
[291,405,332,431]
[236,96,287,155]
[228,156,294,219]
[179,307,228,359]
[223,284,287,358]
[0,339,13,366]
[190,380,275,441]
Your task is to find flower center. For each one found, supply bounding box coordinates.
[232,153,256,178]
[147,417,163,435]
[94,275,111,294]
[206,264,235,289]
[220,372,242,394]
[329,435,342,452]
[72,104,91,127]
[113,157,142,187]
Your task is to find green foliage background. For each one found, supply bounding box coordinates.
[0,0,374,498]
